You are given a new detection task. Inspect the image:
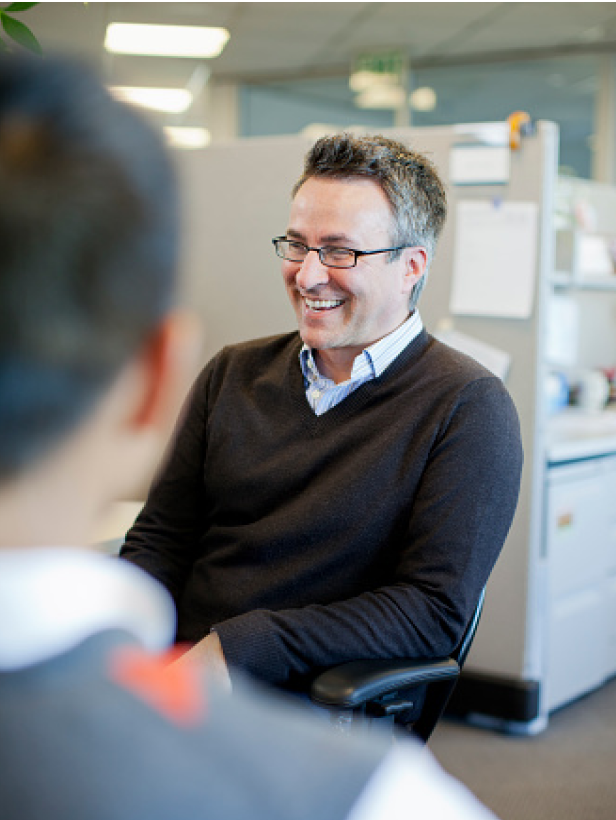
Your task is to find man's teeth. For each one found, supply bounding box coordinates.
[305,298,344,310]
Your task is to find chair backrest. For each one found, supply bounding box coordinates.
[405,587,486,743]
[454,587,486,669]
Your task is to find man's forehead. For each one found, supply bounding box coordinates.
[288,176,394,237]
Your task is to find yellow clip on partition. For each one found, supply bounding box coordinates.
[508,111,532,151]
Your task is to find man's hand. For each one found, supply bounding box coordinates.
[174,632,232,692]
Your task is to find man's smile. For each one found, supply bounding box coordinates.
[303,296,345,311]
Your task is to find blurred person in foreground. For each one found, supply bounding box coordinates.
[0,55,500,820]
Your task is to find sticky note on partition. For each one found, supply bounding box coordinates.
[449,144,511,186]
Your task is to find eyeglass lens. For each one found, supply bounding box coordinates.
[275,239,356,268]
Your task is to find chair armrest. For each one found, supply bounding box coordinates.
[310,657,460,710]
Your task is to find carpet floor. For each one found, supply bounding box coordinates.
[429,676,616,820]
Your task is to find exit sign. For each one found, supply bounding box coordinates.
[352,51,405,79]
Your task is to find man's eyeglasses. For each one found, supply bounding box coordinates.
[272,237,412,270]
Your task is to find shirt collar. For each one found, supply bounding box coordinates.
[299,311,423,384]
[0,548,175,671]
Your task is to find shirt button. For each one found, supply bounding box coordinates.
[313,390,321,399]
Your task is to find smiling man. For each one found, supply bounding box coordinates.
[121,134,523,698]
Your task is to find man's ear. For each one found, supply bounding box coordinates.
[130,311,203,434]
[401,246,428,295]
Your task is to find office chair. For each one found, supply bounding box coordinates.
[310,588,485,744]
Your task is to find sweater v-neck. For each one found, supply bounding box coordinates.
[284,329,432,431]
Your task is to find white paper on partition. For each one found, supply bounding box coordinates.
[450,200,538,319]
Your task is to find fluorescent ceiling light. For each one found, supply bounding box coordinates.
[164,127,211,150]
[410,87,437,112]
[105,23,230,58]
[349,70,400,93]
[111,86,192,114]
[355,85,406,110]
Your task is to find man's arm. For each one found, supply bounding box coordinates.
[212,376,523,686]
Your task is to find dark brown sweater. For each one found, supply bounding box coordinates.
[121,330,523,687]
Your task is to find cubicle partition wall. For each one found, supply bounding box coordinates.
[175,123,561,732]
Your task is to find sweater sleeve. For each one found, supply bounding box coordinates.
[214,376,523,686]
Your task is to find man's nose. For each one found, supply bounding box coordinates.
[295,249,330,290]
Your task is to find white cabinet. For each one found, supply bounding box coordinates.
[602,464,616,674]
[544,456,616,711]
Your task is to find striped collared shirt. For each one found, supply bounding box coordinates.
[299,312,423,415]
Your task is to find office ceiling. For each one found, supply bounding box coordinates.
[19,2,616,88]
[10,1,615,162]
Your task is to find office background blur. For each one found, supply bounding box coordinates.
[18,2,616,183]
